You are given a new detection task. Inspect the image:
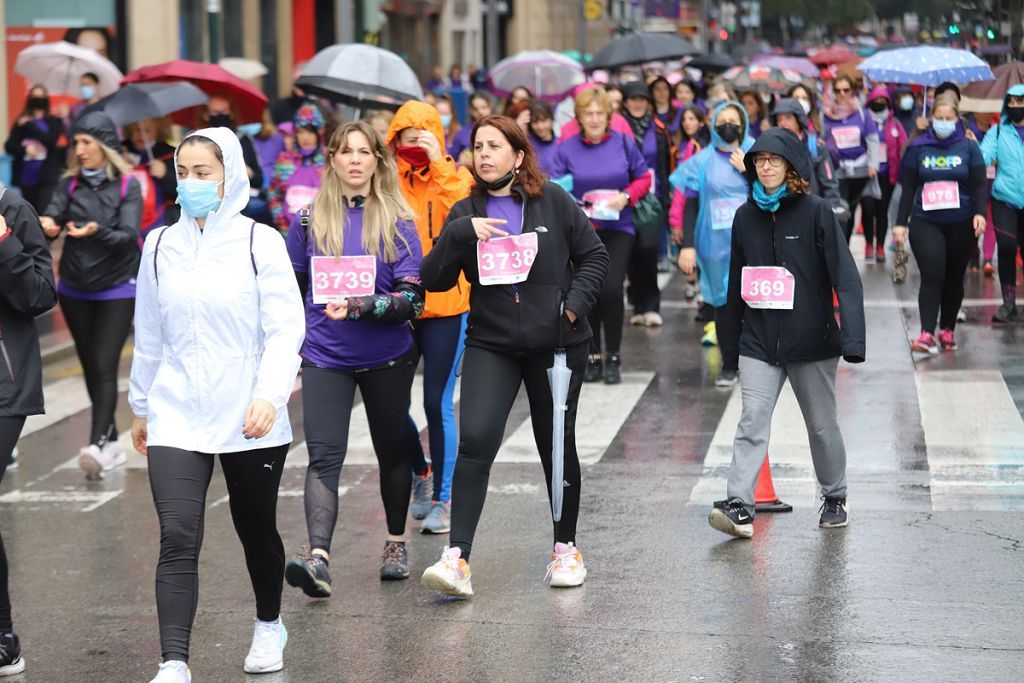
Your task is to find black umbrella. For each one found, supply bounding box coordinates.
[81,81,209,127]
[687,52,736,72]
[588,32,700,71]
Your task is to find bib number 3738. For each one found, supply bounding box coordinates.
[311,256,377,304]
[741,266,795,309]
[477,232,538,285]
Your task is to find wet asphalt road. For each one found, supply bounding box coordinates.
[2,234,1023,682]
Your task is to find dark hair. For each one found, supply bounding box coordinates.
[739,90,766,119]
[528,99,553,121]
[784,167,810,194]
[469,91,493,108]
[470,115,546,199]
[935,81,961,101]
[504,87,533,115]
[680,104,706,142]
[833,75,855,92]
[675,78,698,99]
[82,72,100,84]
[178,135,225,166]
[23,85,50,116]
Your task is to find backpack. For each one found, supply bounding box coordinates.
[152,221,258,285]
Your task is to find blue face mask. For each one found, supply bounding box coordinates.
[81,85,96,100]
[440,114,453,129]
[237,123,261,137]
[933,119,957,139]
[177,178,224,218]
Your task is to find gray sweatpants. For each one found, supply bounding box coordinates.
[727,355,847,511]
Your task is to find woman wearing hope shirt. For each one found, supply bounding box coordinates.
[419,115,609,597]
[823,75,880,242]
[284,121,425,591]
[711,129,865,540]
[893,97,986,355]
[129,128,305,682]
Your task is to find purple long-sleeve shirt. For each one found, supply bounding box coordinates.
[530,133,560,176]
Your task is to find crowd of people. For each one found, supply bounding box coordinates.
[0,50,1019,681]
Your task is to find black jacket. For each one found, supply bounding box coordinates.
[0,185,57,417]
[42,172,143,291]
[718,129,866,367]
[421,183,610,353]
[769,99,848,221]
[4,115,66,188]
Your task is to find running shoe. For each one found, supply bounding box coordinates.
[701,321,718,346]
[984,260,995,277]
[818,496,849,528]
[629,314,645,326]
[420,502,451,534]
[421,546,473,597]
[546,542,587,588]
[863,245,875,263]
[910,331,938,355]
[992,304,1018,324]
[78,441,126,480]
[243,618,287,674]
[876,244,885,262]
[938,328,958,351]
[683,281,697,301]
[410,470,433,520]
[643,311,664,327]
[149,660,191,683]
[7,447,16,471]
[708,498,753,539]
[285,551,332,598]
[0,633,24,677]
[715,369,738,388]
[584,356,603,383]
[957,308,967,322]
[380,541,410,581]
[603,355,622,384]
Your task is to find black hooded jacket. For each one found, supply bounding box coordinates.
[717,128,866,367]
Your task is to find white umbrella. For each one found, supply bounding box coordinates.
[14,41,123,97]
[296,43,423,110]
[218,57,269,80]
[488,50,585,101]
[547,346,573,522]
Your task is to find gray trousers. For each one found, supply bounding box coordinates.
[727,355,848,510]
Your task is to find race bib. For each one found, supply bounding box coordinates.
[878,141,887,160]
[285,185,319,214]
[580,189,622,221]
[310,256,377,304]
[23,139,47,161]
[741,266,795,310]
[987,165,996,180]
[476,232,538,286]
[710,197,745,231]
[831,126,861,150]
[921,181,960,212]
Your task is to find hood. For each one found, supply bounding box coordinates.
[768,98,807,130]
[1001,84,1024,122]
[70,110,120,151]
[867,86,892,107]
[385,100,446,152]
[743,128,812,184]
[174,127,251,225]
[709,101,750,149]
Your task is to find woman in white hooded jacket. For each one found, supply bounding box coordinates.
[128,127,304,683]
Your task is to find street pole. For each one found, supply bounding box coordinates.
[207,0,222,63]
[578,0,586,60]
[486,0,500,69]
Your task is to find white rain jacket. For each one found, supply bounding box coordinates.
[128,127,304,452]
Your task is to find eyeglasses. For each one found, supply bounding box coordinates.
[834,87,852,94]
[753,155,785,168]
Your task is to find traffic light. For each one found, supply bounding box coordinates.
[948,24,960,35]
[987,28,997,40]
[719,29,729,41]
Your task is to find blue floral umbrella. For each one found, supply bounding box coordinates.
[859,46,994,87]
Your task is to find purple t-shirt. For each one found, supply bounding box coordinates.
[486,195,523,236]
[825,108,877,163]
[251,133,286,183]
[450,126,473,159]
[20,117,49,188]
[530,133,560,176]
[57,279,136,301]
[286,208,422,371]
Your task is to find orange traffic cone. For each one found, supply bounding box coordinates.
[754,454,792,513]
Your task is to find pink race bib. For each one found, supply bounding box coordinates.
[476,233,538,285]
[310,256,377,304]
[921,181,960,211]
[741,266,795,310]
[831,126,861,150]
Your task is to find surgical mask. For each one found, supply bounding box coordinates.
[933,120,957,139]
[237,123,261,137]
[80,85,96,100]
[1007,106,1024,124]
[899,95,914,111]
[798,99,811,115]
[396,145,431,167]
[440,114,453,129]
[474,167,517,192]
[715,122,742,144]
[177,178,224,218]
[208,113,233,129]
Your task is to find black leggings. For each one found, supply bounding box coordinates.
[628,243,661,315]
[908,217,975,332]
[0,417,25,633]
[991,199,1024,298]
[449,343,587,561]
[590,230,634,355]
[58,295,135,445]
[302,360,415,549]
[839,177,869,241]
[860,173,894,248]
[148,444,288,663]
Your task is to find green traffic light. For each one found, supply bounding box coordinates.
[987,29,996,40]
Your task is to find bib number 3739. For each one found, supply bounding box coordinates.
[741,266,795,310]
[476,232,538,286]
[311,256,377,304]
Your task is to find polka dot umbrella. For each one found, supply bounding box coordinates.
[858,46,993,88]
[718,64,806,93]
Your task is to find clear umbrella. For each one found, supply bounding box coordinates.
[489,50,585,101]
[547,348,573,522]
[296,43,423,112]
[14,41,123,97]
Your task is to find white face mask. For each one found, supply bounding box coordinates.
[798,99,811,115]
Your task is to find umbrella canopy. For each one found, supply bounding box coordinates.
[80,82,209,127]
[122,60,268,123]
[858,46,994,87]
[962,60,1024,101]
[719,64,805,93]
[547,351,572,522]
[588,32,699,71]
[14,41,123,97]
[752,54,819,78]
[686,52,736,72]
[809,46,858,66]
[218,57,269,80]
[296,43,422,110]
[488,50,584,101]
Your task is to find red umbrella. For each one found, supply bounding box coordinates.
[809,47,858,67]
[122,60,268,124]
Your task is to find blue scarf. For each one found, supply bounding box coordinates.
[752,180,788,213]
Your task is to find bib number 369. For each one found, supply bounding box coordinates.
[477,232,538,285]
[741,266,795,309]
[311,256,377,304]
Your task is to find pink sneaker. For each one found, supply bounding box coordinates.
[938,328,958,351]
[910,331,938,355]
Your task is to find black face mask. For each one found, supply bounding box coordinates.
[868,101,888,113]
[208,113,233,128]
[474,167,517,192]
[1008,106,1024,124]
[715,122,741,144]
[28,97,48,111]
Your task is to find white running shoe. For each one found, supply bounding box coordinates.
[629,314,646,326]
[421,546,473,597]
[149,660,191,683]
[643,311,664,327]
[7,446,17,471]
[546,542,588,588]
[243,618,287,673]
[78,440,126,480]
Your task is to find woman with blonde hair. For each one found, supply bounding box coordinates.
[40,111,143,478]
[283,121,425,592]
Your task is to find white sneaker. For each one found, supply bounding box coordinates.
[643,311,664,327]
[149,660,191,683]
[7,446,17,471]
[629,314,645,326]
[243,618,287,673]
[546,542,587,588]
[421,546,473,597]
[78,440,126,480]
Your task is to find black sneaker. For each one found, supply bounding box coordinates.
[0,633,24,676]
[285,551,333,598]
[603,355,622,384]
[818,496,849,528]
[992,304,1018,324]
[380,541,410,581]
[708,498,754,538]
[584,356,603,383]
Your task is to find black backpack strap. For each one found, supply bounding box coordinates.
[153,226,170,285]
[249,221,258,277]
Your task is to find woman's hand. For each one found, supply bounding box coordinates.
[892,226,908,245]
[973,214,987,238]
[471,217,508,241]
[868,167,878,178]
[607,192,630,213]
[729,148,746,173]
[671,226,684,246]
[131,417,149,456]
[916,115,929,132]
[324,299,350,320]
[677,247,697,275]
[40,216,61,238]
[66,221,99,239]
[417,131,444,163]
[565,308,578,324]
[515,108,532,132]
[242,399,276,439]
[150,158,167,179]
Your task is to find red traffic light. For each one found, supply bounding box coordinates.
[719,29,729,41]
